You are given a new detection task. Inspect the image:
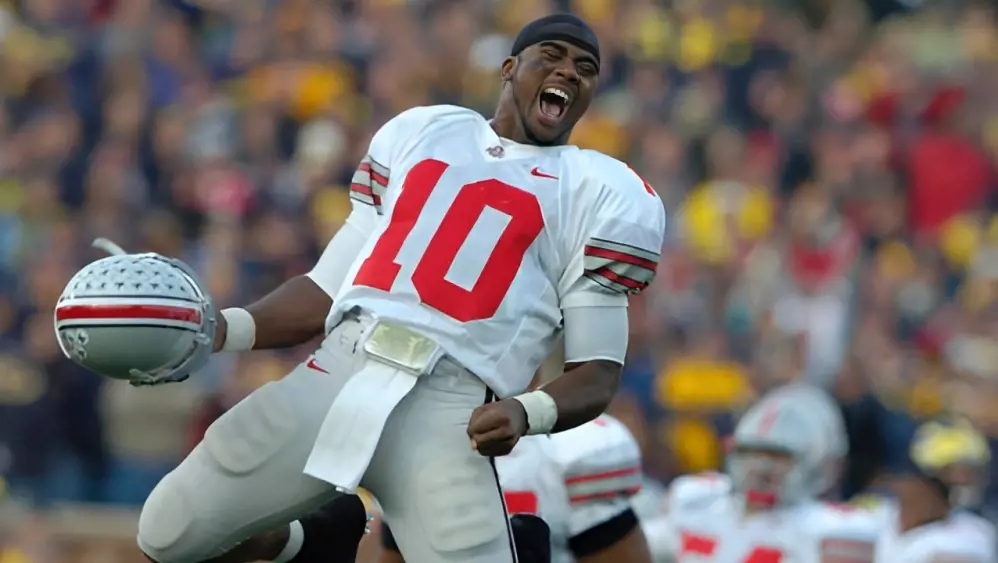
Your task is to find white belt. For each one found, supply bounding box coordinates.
[303,318,446,492]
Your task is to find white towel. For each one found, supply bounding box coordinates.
[303,359,419,492]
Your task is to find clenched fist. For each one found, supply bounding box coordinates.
[467,398,529,456]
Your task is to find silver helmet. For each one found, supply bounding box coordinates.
[766,382,848,494]
[728,385,838,507]
[54,242,216,386]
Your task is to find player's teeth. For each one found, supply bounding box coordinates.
[544,88,569,101]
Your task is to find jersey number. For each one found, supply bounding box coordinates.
[353,158,545,322]
[503,490,539,515]
[681,533,782,563]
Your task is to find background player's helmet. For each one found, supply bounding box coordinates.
[728,389,830,507]
[54,251,217,385]
[909,416,991,508]
[765,383,848,495]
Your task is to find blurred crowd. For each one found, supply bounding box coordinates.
[4,0,998,559]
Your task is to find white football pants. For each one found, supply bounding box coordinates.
[136,315,516,563]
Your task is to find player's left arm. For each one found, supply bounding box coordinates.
[558,417,655,563]
[526,160,665,434]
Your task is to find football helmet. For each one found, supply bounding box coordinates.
[766,382,848,494]
[910,416,991,508]
[728,386,834,508]
[54,239,217,386]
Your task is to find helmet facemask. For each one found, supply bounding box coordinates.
[727,386,841,510]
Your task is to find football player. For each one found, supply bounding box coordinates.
[641,383,879,563]
[369,413,653,563]
[873,416,996,562]
[129,12,665,563]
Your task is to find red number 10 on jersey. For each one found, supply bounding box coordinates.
[352,158,545,322]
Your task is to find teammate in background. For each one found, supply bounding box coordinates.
[370,413,653,563]
[131,12,665,563]
[873,417,996,563]
[641,384,879,563]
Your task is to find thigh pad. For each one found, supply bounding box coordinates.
[414,455,506,553]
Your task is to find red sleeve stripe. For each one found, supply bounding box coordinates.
[358,162,389,188]
[349,182,382,208]
[584,264,651,295]
[568,485,642,504]
[350,155,390,211]
[584,245,658,271]
[565,466,642,504]
[582,238,659,295]
[565,466,640,485]
[585,237,660,264]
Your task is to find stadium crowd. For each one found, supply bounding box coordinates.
[3,0,998,560]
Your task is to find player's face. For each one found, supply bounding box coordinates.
[731,448,794,509]
[505,41,598,145]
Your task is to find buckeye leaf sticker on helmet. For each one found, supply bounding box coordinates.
[53,240,217,386]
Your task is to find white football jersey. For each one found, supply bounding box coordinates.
[328,105,666,396]
[498,414,644,563]
[873,501,996,563]
[651,473,879,563]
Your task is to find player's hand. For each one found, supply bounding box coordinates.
[467,398,528,457]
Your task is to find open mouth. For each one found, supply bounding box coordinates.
[538,87,570,124]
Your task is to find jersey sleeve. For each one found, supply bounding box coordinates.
[550,415,643,550]
[559,153,666,308]
[348,105,448,216]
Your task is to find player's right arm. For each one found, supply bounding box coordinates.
[213,107,435,353]
[523,156,666,433]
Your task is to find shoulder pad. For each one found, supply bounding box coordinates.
[667,472,730,511]
[382,105,482,135]
[580,150,659,199]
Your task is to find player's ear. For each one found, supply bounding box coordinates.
[501,56,515,82]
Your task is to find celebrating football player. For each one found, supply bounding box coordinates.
[641,383,880,563]
[54,12,665,563]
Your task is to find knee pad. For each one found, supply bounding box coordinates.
[414,456,505,553]
[202,381,297,475]
[137,472,205,563]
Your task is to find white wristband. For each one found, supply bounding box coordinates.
[272,520,304,563]
[512,390,558,435]
[220,308,256,352]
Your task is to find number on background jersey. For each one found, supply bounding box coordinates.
[680,532,782,563]
[503,490,539,515]
[352,159,545,322]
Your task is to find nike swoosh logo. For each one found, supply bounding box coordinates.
[305,357,328,374]
[530,166,558,180]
